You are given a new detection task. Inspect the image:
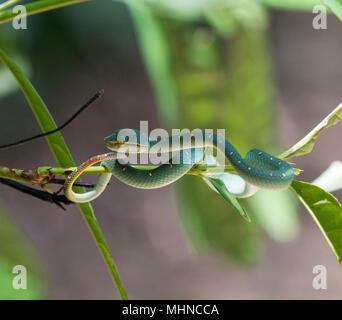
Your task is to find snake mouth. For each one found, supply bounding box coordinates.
[105,140,126,150]
[106,140,124,146]
[106,140,149,152]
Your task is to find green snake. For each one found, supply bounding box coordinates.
[64,129,294,203]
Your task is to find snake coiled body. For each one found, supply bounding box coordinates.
[64,130,294,203]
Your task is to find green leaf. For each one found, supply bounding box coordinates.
[207,177,251,222]
[278,102,342,160]
[323,0,342,20]
[0,49,128,299]
[290,180,342,264]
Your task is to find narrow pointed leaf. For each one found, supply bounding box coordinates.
[207,177,250,222]
[290,180,342,265]
[278,102,342,160]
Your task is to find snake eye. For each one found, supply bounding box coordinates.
[125,136,129,142]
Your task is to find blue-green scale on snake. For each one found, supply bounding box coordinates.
[64,129,294,203]
[102,148,204,189]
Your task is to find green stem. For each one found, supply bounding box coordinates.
[0,0,90,24]
[0,166,32,183]
[0,0,22,11]
[42,164,238,177]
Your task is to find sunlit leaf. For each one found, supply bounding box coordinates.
[290,180,342,264]
[278,102,342,160]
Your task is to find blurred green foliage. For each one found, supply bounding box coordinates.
[128,1,299,264]
[0,203,44,299]
[1,0,342,298]
[0,0,300,271]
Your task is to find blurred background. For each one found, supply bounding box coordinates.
[1,0,342,299]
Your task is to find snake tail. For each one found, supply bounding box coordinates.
[64,153,117,203]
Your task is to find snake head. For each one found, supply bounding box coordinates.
[104,129,150,153]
